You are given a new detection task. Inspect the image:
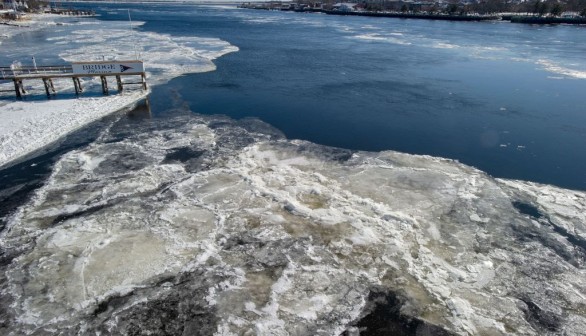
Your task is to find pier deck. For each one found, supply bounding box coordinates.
[1,62,147,99]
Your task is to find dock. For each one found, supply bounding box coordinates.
[0,60,147,99]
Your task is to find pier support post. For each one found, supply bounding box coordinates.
[19,81,26,95]
[116,75,123,92]
[43,78,57,98]
[14,80,26,98]
[73,77,83,95]
[100,76,109,95]
[14,79,21,99]
[43,78,51,98]
[141,73,147,90]
[48,79,56,94]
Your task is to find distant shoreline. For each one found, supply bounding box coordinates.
[63,0,249,4]
[320,10,499,22]
[510,16,586,24]
[238,4,586,25]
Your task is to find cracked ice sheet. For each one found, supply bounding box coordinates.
[0,15,237,168]
[1,115,585,335]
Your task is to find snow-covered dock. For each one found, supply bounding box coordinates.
[0,13,238,169]
[1,61,147,98]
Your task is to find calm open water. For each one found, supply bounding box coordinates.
[7,3,586,190]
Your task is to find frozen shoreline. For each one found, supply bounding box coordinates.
[0,92,149,167]
[0,13,65,43]
[0,13,238,168]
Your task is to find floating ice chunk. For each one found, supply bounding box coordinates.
[537,59,586,79]
[470,213,490,223]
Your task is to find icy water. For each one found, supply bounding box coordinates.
[2,3,586,190]
[1,3,586,336]
[97,2,586,191]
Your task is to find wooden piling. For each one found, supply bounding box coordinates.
[14,80,26,98]
[20,81,27,95]
[100,76,108,95]
[43,78,51,97]
[116,75,123,92]
[73,77,79,95]
[141,73,147,90]
[72,77,83,95]
[14,79,21,99]
[42,78,57,97]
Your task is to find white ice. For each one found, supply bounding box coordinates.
[1,117,584,335]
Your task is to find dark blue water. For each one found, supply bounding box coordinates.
[9,3,586,190]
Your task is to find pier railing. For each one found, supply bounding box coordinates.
[0,65,73,80]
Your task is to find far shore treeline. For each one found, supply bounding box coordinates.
[253,0,586,17]
[2,0,586,20]
[365,0,586,16]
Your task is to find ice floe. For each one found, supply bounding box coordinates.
[1,114,584,335]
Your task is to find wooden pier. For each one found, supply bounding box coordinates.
[0,60,147,99]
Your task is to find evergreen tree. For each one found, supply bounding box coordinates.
[447,3,459,14]
[550,3,563,16]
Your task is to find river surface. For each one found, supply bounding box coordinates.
[123,3,586,190]
[2,3,586,190]
[2,4,586,335]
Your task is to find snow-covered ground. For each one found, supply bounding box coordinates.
[0,14,238,168]
[0,93,149,166]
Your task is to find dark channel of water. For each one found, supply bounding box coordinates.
[101,3,586,190]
